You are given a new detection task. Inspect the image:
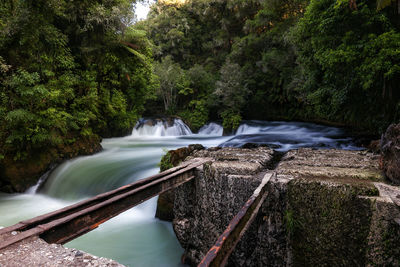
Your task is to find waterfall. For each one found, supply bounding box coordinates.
[235,123,264,135]
[26,169,52,194]
[198,123,223,136]
[131,118,192,137]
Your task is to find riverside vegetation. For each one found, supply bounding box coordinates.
[1,0,400,191]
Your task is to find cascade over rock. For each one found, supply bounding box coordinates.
[198,123,223,136]
[131,118,192,137]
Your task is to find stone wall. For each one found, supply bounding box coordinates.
[173,147,275,265]
[170,147,400,266]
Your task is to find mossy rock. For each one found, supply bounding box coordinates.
[287,179,373,266]
[156,144,205,221]
[160,144,205,172]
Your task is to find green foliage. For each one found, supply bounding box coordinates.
[285,209,303,235]
[228,0,309,121]
[143,0,310,128]
[144,0,261,68]
[0,0,155,161]
[221,110,242,132]
[2,0,399,167]
[139,0,399,133]
[174,64,215,130]
[154,56,189,113]
[292,0,400,131]
[214,60,248,131]
[179,99,209,132]
[215,62,245,108]
[159,148,173,172]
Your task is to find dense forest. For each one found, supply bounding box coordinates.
[0,0,399,191]
[140,0,400,132]
[0,0,156,191]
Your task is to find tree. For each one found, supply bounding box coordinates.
[214,61,248,131]
[292,0,400,131]
[178,64,216,130]
[154,56,189,113]
[142,0,399,134]
[0,0,155,171]
[336,0,400,12]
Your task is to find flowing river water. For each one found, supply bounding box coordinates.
[0,119,362,266]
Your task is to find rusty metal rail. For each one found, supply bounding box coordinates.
[0,158,210,250]
[198,172,274,267]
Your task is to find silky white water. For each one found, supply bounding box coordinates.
[0,119,361,266]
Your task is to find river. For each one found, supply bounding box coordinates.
[0,119,362,266]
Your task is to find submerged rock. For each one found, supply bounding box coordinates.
[381,123,400,184]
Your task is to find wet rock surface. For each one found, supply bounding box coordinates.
[171,146,400,266]
[0,235,123,267]
[381,123,400,184]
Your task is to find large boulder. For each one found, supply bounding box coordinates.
[381,123,400,184]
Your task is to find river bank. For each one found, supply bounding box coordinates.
[0,135,102,193]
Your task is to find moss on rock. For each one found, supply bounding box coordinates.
[287,179,373,266]
[159,151,174,172]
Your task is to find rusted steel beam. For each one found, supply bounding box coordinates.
[198,172,274,267]
[0,160,194,236]
[40,172,196,244]
[0,159,210,250]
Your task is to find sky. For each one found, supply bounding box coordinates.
[135,1,156,21]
